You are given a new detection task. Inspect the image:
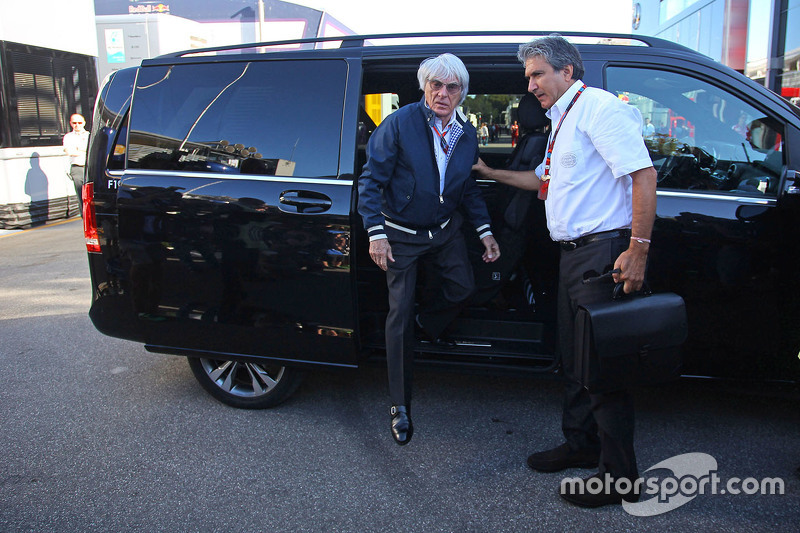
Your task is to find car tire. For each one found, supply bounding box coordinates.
[187,357,305,409]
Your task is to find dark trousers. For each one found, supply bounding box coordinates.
[384,215,474,407]
[69,165,85,216]
[557,235,638,480]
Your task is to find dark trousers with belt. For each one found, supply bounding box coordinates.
[557,233,638,480]
[384,214,474,407]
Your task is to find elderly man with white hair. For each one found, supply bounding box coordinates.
[358,53,500,445]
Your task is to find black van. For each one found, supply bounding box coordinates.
[83,32,800,408]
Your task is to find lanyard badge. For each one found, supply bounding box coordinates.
[538,84,586,201]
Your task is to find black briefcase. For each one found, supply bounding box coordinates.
[574,283,687,394]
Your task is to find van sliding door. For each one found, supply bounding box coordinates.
[116,58,357,367]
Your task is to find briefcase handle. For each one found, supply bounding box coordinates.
[612,281,652,300]
[582,269,652,300]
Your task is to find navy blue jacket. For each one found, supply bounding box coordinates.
[358,98,492,241]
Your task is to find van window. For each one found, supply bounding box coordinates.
[357,91,526,169]
[106,112,128,172]
[127,60,346,178]
[607,66,784,195]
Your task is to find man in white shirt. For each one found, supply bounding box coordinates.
[62,113,90,216]
[642,117,656,137]
[473,34,657,508]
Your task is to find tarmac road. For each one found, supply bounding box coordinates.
[0,219,798,532]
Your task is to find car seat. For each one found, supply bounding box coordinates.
[468,93,551,308]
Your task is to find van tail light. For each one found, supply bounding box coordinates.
[82,182,101,253]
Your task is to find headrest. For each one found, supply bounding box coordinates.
[517,93,549,131]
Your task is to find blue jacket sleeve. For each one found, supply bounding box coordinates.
[461,144,493,239]
[357,116,398,242]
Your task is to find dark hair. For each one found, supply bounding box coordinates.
[517,33,585,80]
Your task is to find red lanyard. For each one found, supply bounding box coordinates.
[432,122,451,154]
[539,84,586,201]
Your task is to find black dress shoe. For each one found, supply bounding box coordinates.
[414,317,457,347]
[526,443,599,473]
[390,405,413,446]
[559,473,641,508]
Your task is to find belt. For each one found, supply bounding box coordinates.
[385,217,450,236]
[559,229,631,251]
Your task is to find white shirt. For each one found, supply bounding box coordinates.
[535,80,652,241]
[430,110,463,195]
[63,130,90,166]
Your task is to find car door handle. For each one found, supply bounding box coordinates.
[279,190,332,214]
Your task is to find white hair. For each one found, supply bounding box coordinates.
[417,53,469,104]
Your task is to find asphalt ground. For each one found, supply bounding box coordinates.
[1,219,798,532]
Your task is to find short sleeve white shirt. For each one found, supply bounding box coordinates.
[535,80,652,241]
[63,130,90,166]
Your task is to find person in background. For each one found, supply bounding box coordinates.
[642,117,655,138]
[480,122,489,145]
[672,117,688,140]
[732,112,750,138]
[62,113,90,216]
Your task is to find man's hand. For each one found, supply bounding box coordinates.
[472,157,491,179]
[481,235,500,263]
[369,238,394,271]
[614,166,657,293]
[612,242,648,293]
[472,157,540,191]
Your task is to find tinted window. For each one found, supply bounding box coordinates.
[607,66,784,196]
[92,69,135,173]
[107,113,128,172]
[128,60,346,178]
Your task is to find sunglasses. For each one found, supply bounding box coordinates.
[428,79,462,94]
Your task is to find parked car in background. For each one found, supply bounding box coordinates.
[83,31,800,408]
